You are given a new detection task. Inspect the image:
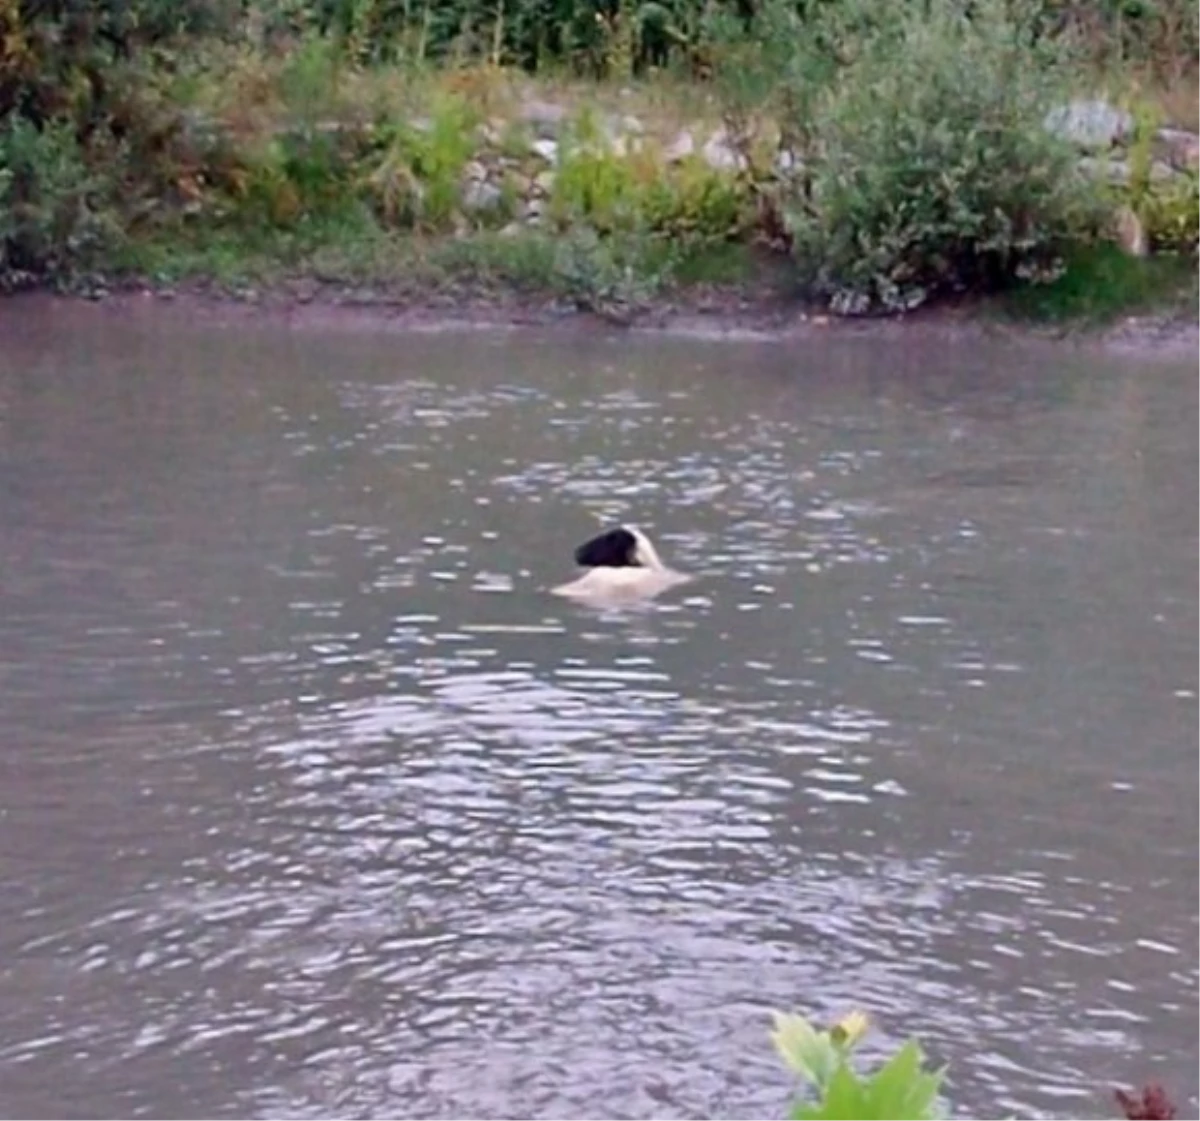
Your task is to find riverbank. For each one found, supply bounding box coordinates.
[22,268,1198,363]
[4,1,1197,328]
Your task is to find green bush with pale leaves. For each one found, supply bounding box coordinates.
[778,0,1102,313]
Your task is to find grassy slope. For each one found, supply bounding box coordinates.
[95,40,1200,325]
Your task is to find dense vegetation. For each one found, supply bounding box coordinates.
[1,0,1197,316]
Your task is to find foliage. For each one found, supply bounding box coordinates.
[772,1010,947,1121]
[0,0,1195,308]
[0,115,117,289]
[551,127,651,235]
[551,225,676,317]
[1047,0,1199,82]
[777,0,1101,313]
[550,115,751,245]
[2,0,1196,115]
[1113,102,1200,253]
[640,158,749,244]
[1136,171,1200,252]
[0,0,236,128]
[996,241,1197,322]
[222,0,1200,82]
[361,96,479,230]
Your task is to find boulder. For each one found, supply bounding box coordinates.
[1155,127,1200,172]
[462,178,503,214]
[1044,99,1134,148]
[1114,204,1148,256]
[702,128,745,171]
[1078,156,1182,185]
[530,138,559,164]
[663,129,695,163]
[519,99,568,138]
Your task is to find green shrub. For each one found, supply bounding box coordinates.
[551,146,647,234]
[0,116,116,289]
[782,0,1101,313]
[360,96,478,231]
[551,226,676,317]
[1138,171,1200,252]
[642,157,750,244]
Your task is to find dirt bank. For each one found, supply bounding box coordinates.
[7,279,1198,360]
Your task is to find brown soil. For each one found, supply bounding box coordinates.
[13,275,1200,359]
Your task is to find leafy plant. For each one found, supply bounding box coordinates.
[779,0,1103,313]
[551,145,647,234]
[642,157,750,244]
[551,226,676,318]
[772,1010,947,1121]
[361,95,478,230]
[0,115,116,289]
[997,240,1197,322]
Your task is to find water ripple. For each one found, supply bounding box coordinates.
[0,322,1194,1120]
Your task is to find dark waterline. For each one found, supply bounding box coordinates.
[0,302,1196,1120]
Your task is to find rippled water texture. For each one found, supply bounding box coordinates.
[0,301,1196,1120]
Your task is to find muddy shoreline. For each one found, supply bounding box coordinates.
[5,279,1198,358]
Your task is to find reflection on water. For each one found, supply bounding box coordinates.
[0,302,1195,1120]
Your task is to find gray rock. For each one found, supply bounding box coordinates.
[1044,99,1134,148]
[462,159,489,183]
[1078,156,1181,184]
[774,149,802,175]
[702,129,745,172]
[663,129,695,163]
[1150,158,1181,182]
[610,134,644,158]
[1078,156,1132,184]
[506,171,533,197]
[620,114,644,135]
[1155,127,1200,171]
[462,179,503,213]
[520,99,568,138]
[530,138,559,164]
[534,169,556,195]
[522,197,547,225]
[1115,204,1148,256]
[478,119,504,146]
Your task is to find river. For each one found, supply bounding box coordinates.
[0,300,1195,1119]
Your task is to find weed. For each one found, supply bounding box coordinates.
[361,94,479,230]
[551,226,676,317]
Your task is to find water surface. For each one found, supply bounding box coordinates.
[0,302,1196,1120]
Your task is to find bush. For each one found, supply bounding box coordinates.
[780,0,1101,313]
[0,0,237,129]
[1138,171,1200,252]
[0,116,116,289]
